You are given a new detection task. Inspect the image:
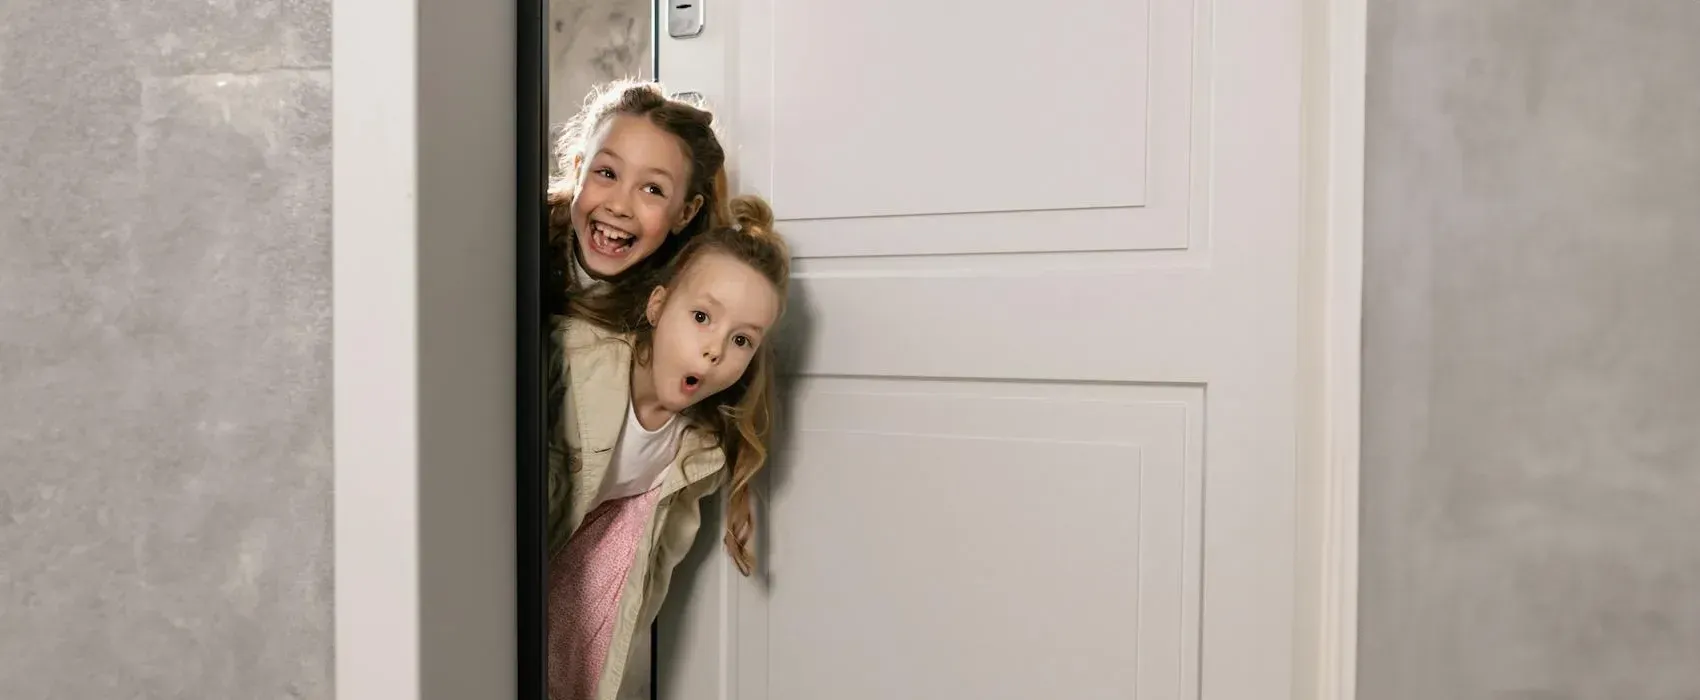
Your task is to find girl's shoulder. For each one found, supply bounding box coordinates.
[676,427,731,486]
[552,316,631,363]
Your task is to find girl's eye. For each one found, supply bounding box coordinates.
[693,311,709,324]
[644,184,665,197]
[595,167,615,179]
[734,335,752,348]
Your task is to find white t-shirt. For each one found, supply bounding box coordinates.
[591,398,687,508]
[573,258,677,508]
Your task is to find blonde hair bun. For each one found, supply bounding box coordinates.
[727,194,776,239]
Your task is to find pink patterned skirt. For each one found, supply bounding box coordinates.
[547,487,662,700]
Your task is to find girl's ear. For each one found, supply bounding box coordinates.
[674,194,705,235]
[645,285,669,324]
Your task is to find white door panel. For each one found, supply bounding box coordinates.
[656,0,1302,697]
[750,0,1191,258]
[760,0,1150,218]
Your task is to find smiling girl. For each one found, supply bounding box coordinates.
[545,80,733,308]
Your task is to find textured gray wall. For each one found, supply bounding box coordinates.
[548,0,650,130]
[0,1,333,698]
[1360,2,1700,699]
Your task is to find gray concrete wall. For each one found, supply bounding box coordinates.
[548,0,650,130]
[1360,2,1700,698]
[0,1,333,697]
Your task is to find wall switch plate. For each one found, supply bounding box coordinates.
[668,0,704,39]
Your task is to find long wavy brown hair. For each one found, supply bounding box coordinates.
[563,196,789,577]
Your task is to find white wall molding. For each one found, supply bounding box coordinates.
[1300,0,1366,696]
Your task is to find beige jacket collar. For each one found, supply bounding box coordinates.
[560,319,726,500]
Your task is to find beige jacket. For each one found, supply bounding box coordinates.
[550,318,727,700]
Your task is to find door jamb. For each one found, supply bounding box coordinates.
[332,0,521,696]
[1298,0,1365,697]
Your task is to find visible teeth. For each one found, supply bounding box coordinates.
[595,222,633,241]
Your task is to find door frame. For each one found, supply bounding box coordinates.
[1298,0,1365,698]
[330,0,524,696]
[327,0,1365,696]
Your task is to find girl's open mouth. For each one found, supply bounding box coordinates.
[587,220,635,257]
[681,375,701,395]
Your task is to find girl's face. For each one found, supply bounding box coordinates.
[571,114,704,278]
[641,252,780,415]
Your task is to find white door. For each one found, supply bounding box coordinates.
[653,1,1304,698]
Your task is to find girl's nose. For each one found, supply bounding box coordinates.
[604,192,633,217]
